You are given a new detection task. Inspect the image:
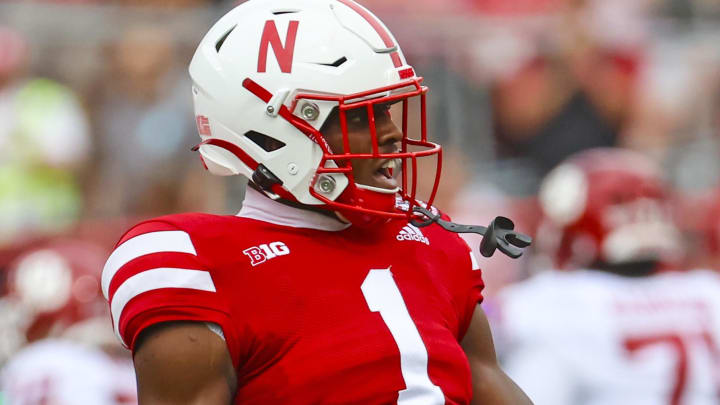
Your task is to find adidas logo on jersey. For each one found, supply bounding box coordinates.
[396,224,430,245]
[243,242,290,266]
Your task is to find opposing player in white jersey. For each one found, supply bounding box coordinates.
[0,240,137,405]
[2,339,136,405]
[498,148,720,405]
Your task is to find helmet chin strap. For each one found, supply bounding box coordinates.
[411,206,533,259]
[355,183,400,194]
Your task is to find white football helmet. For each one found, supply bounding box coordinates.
[189,0,441,223]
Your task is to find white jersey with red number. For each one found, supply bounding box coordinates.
[1,339,137,405]
[497,269,720,405]
[102,188,485,404]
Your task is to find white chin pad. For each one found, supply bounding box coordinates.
[356,183,400,194]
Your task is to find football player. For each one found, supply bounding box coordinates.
[0,239,137,404]
[498,148,720,405]
[102,0,532,404]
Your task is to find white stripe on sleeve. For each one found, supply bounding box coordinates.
[110,268,216,339]
[102,231,197,299]
[470,251,480,270]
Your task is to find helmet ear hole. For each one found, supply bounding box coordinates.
[244,131,286,152]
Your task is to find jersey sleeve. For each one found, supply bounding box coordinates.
[436,208,485,301]
[102,219,239,365]
[434,209,486,341]
[456,237,485,340]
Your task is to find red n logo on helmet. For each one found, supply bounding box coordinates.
[257,20,299,74]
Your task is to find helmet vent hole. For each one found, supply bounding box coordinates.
[272,10,299,15]
[318,56,348,68]
[215,25,236,52]
[245,131,286,152]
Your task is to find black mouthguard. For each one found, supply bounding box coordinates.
[410,206,532,259]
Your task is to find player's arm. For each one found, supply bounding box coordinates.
[133,321,237,405]
[461,305,533,405]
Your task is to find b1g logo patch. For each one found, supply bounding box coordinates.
[243,241,290,266]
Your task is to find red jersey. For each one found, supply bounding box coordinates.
[102,190,484,404]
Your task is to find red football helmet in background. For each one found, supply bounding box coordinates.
[0,239,111,361]
[536,148,683,270]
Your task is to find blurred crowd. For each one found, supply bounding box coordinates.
[1,0,720,403]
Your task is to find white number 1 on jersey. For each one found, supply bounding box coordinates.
[361,269,445,405]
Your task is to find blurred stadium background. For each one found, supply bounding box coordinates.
[1,0,720,402]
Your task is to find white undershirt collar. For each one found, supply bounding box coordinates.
[238,187,351,232]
